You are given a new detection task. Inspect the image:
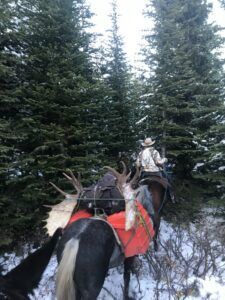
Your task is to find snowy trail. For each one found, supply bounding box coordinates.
[1,218,225,300]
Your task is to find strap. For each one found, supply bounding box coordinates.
[91,216,123,250]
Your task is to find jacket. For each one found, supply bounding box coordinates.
[136,147,167,172]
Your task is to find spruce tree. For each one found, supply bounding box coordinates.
[102,0,134,164]
[143,0,224,183]
[0,0,103,244]
[0,0,25,245]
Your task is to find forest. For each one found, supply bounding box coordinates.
[0,0,225,250]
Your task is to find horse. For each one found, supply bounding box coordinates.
[51,164,144,300]
[138,175,169,251]
[52,162,168,299]
[0,227,62,300]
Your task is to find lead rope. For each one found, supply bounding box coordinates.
[136,207,155,240]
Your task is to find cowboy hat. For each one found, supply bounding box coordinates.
[141,137,155,147]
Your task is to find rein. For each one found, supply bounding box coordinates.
[158,186,167,214]
[158,169,170,214]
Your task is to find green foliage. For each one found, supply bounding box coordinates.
[0,0,105,247]
[100,0,135,164]
[1,0,225,248]
[143,0,225,187]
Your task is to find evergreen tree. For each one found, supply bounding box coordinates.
[0,0,25,245]
[143,0,224,183]
[102,0,134,164]
[0,0,104,244]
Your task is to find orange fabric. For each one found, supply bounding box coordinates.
[67,210,92,226]
[67,201,155,257]
[107,201,155,257]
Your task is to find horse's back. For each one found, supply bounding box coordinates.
[57,218,116,260]
[56,218,117,299]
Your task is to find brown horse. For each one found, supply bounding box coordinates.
[108,167,168,251]
[140,177,168,250]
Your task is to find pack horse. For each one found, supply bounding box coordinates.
[0,163,168,300]
[47,163,164,300]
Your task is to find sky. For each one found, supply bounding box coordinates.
[86,0,225,65]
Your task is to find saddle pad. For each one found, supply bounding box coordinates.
[67,210,92,226]
[107,202,155,257]
[67,202,155,257]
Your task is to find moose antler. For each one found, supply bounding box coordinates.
[104,161,131,190]
[46,169,83,236]
[50,169,83,199]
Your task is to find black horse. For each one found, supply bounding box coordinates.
[53,166,140,300]
[0,228,62,300]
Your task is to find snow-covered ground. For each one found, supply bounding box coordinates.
[1,216,225,300]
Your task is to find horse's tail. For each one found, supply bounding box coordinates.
[56,238,79,300]
[1,228,62,298]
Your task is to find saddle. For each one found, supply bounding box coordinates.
[139,175,170,190]
[76,172,125,215]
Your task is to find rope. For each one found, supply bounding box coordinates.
[74,197,125,201]
[123,202,154,251]
[136,206,155,240]
[91,216,123,249]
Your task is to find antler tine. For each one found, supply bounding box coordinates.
[63,172,72,181]
[50,182,67,197]
[120,161,131,181]
[104,163,130,188]
[129,166,140,186]
[126,171,131,182]
[104,166,121,179]
[63,169,83,193]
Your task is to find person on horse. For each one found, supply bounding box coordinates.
[136,137,167,180]
[135,137,168,228]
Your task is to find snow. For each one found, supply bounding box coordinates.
[2,216,225,300]
[136,115,148,125]
[195,277,225,300]
[193,163,205,170]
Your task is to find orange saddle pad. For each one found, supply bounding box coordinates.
[67,202,155,257]
[107,201,155,257]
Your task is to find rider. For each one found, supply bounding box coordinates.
[136,137,168,180]
[135,137,168,227]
